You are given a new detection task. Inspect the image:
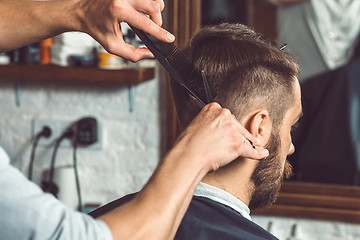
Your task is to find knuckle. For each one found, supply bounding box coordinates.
[203,103,214,112]
[227,122,236,131]
[209,102,220,109]
[105,41,118,54]
[113,2,126,16]
[143,17,153,28]
[128,52,140,62]
[151,1,161,13]
[202,105,210,113]
[130,55,141,62]
[220,108,232,117]
[158,0,165,11]
[211,161,221,171]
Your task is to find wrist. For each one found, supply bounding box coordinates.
[60,0,86,33]
[167,141,211,179]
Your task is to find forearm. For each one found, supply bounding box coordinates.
[99,103,269,240]
[0,0,80,52]
[99,145,209,240]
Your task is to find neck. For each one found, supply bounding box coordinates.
[201,157,258,206]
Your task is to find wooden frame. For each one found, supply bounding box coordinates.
[165,0,202,151]
[165,0,360,223]
[253,182,360,223]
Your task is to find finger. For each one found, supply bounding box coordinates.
[133,0,163,26]
[213,107,259,145]
[205,102,222,110]
[201,102,222,118]
[149,11,162,27]
[154,0,165,11]
[234,120,261,146]
[189,102,221,128]
[108,38,153,61]
[134,0,164,12]
[132,47,155,60]
[146,1,163,26]
[121,9,175,43]
[239,145,269,160]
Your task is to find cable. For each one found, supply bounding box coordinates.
[73,142,83,212]
[46,117,96,209]
[72,117,97,211]
[28,126,51,180]
[48,129,73,196]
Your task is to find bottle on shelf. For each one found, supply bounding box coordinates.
[40,38,52,64]
[96,43,127,70]
[18,43,40,64]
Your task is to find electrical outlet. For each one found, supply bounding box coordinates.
[33,118,103,150]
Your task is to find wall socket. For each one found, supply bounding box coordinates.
[33,118,103,150]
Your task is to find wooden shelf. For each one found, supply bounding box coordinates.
[0,64,155,84]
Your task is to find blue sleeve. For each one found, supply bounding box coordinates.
[0,147,113,240]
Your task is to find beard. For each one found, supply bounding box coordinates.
[248,131,293,210]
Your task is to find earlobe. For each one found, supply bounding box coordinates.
[249,110,272,146]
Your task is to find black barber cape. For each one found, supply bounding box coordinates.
[90,193,278,240]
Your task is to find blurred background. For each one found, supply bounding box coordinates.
[1,0,360,239]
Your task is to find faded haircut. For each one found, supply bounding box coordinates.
[170,23,300,130]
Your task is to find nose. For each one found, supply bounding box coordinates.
[288,142,295,155]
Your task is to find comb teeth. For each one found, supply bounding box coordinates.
[165,46,208,104]
[130,25,209,105]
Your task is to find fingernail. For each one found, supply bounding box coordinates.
[167,32,175,42]
[255,137,261,145]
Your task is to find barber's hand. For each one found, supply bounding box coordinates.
[175,102,269,172]
[77,0,175,61]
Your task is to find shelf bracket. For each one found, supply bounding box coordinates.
[15,79,23,107]
[128,85,137,112]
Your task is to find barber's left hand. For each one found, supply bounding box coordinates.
[75,0,175,61]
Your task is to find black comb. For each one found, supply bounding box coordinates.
[130,25,211,106]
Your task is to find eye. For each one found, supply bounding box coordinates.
[291,122,300,133]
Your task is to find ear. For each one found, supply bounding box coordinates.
[249,110,272,146]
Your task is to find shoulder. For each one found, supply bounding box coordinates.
[174,196,278,240]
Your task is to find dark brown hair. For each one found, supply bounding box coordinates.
[170,23,300,129]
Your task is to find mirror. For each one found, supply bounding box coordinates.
[165,0,360,223]
[276,1,360,186]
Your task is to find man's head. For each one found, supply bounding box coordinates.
[170,23,302,209]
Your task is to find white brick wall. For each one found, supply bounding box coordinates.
[0,66,163,206]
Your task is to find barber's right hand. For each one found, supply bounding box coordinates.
[77,0,175,61]
[174,102,269,172]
